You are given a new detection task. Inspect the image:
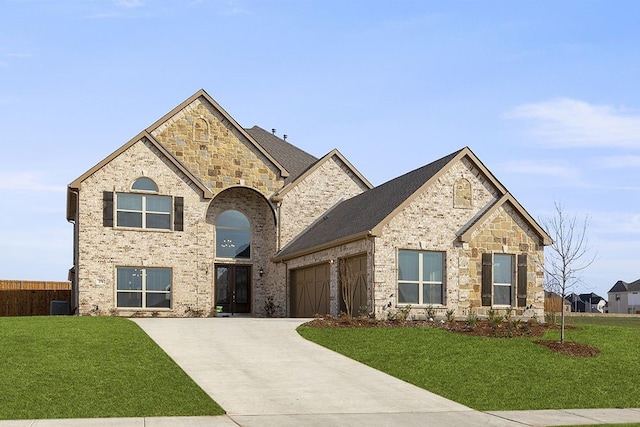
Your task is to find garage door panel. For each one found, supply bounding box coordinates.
[291,264,329,318]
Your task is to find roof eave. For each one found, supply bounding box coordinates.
[272,148,372,200]
[272,230,374,262]
[458,193,553,246]
[67,130,215,200]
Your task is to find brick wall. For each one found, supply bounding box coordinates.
[279,154,369,248]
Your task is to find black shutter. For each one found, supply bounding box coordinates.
[517,254,528,307]
[481,253,492,306]
[103,191,114,227]
[174,196,184,231]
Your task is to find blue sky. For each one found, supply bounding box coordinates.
[1,0,639,300]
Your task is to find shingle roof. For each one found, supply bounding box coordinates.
[609,279,640,293]
[275,149,463,260]
[245,126,318,183]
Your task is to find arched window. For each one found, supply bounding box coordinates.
[216,210,251,259]
[131,177,159,192]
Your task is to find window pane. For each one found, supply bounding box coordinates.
[423,252,443,282]
[494,254,513,284]
[146,269,171,291]
[117,292,142,307]
[145,195,171,213]
[117,211,143,228]
[494,284,511,305]
[217,210,249,228]
[146,213,171,229]
[398,251,419,281]
[146,293,171,308]
[398,283,419,303]
[117,268,142,290]
[423,284,443,304]
[216,229,251,258]
[117,194,142,210]
[131,177,158,192]
[216,266,229,304]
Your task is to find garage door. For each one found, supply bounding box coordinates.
[291,263,330,318]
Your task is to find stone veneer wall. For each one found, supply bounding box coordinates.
[284,239,371,317]
[77,139,215,316]
[464,203,545,318]
[372,157,520,319]
[279,155,369,248]
[150,97,284,197]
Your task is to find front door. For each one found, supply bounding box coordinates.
[215,265,251,314]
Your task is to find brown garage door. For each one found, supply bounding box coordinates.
[339,254,368,316]
[291,263,330,318]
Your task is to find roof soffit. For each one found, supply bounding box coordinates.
[145,89,289,179]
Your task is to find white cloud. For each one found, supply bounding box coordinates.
[0,172,66,193]
[505,98,640,148]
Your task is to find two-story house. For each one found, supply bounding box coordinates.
[66,89,551,319]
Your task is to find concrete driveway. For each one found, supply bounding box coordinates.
[132,318,521,426]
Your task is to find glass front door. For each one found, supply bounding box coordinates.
[215,265,251,314]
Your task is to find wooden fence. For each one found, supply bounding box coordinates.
[0,280,72,316]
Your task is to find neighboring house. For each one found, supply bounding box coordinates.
[66,89,552,319]
[608,279,640,314]
[565,292,607,313]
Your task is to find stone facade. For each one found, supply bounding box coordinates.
[151,98,283,197]
[68,90,548,319]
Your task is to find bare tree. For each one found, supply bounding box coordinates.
[541,201,596,343]
[339,259,358,318]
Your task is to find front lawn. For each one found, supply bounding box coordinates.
[298,321,640,411]
[0,316,224,420]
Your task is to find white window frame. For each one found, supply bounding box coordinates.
[115,267,172,310]
[397,250,445,306]
[492,254,514,307]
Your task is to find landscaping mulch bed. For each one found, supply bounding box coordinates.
[304,316,599,357]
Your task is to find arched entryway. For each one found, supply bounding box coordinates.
[206,187,277,315]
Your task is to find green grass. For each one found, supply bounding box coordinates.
[0,316,224,420]
[298,323,640,411]
[564,315,640,329]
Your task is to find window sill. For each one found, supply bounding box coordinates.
[113,226,174,233]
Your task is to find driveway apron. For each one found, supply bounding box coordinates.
[132,318,522,426]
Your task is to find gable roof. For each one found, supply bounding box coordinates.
[458,193,553,245]
[609,279,640,293]
[146,89,290,180]
[66,131,213,220]
[244,126,318,184]
[274,149,463,260]
[274,147,552,261]
[272,148,373,201]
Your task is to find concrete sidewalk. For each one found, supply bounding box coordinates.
[2,317,639,426]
